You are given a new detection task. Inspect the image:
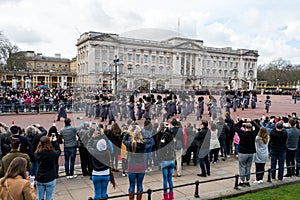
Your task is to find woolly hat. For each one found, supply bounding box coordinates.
[96,139,107,152]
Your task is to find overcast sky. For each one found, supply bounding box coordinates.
[1,0,300,65]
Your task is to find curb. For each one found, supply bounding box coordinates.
[181,176,300,200]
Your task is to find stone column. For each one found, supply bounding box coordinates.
[190,54,193,76]
[184,53,187,76]
[61,74,67,89]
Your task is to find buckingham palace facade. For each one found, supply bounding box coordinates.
[76,31,259,91]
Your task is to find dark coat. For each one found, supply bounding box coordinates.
[194,128,211,158]
[35,149,60,183]
[270,129,288,152]
[233,120,260,154]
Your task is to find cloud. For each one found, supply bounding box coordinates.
[0,0,23,5]
[1,0,300,64]
[4,26,48,44]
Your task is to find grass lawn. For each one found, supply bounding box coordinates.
[227,182,300,200]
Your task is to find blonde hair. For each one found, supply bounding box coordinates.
[132,128,143,153]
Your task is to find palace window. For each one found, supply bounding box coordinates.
[152,55,156,63]
[136,54,140,63]
[144,55,148,63]
[159,56,163,64]
[128,54,132,62]
[102,63,107,72]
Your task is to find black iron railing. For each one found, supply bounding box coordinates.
[57,163,299,199]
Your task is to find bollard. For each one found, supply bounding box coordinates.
[194,180,200,198]
[147,189,152,200]
[267,168,272,183]
[234,174,239,189]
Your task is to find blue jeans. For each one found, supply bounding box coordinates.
[64,147,77,176]
[234,144,239,155]
[92,175,110,199]
[161,161,175,194]
[270,151,286,180]
[36,179,56,200]
[127,172,145,193]
[29,161,38,176]
[144,147,153,168]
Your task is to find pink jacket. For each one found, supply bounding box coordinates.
[233,132,240,144]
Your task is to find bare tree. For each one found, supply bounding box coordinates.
[257,58,300,86]
[0,31,24,71]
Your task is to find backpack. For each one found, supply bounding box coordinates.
[159,129,174,149]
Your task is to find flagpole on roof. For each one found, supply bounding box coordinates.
[178,17,180,36]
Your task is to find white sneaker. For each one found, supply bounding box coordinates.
[122,172,126,177]
[259,180,263,184]
[70,175,78,179]
[254,180,259,184]
[66,176,71,179]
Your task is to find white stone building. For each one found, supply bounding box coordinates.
[76,31,259,92]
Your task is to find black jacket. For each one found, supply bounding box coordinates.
[87,135,111,172]
[233,120,259,154]
[270,129,288,152]
[35,149,60,183]
[194,128,211,158]
[216,121,229,141]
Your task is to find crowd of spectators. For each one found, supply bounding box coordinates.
[0,109,298,199]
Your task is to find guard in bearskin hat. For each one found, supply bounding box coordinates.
[119,96,128,121]
[128,95,136,121]
[265,95,271,113]
[166,95,173,120]
[196,96,204,120]
[172,94,178,116]
[144,96,151,120]
[101,96,108,121]
[137,98,143,120]
[156,95,163,116]
[150,95,157,119]
[108,96,116,125]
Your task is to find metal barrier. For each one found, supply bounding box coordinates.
[0,102,84,114]
[89,164,297,199]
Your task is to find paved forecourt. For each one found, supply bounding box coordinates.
[0,94,299,199]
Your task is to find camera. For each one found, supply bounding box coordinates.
[51,133,56,137]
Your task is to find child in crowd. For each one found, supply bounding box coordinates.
[120,125,128,177]
[233,130,240,159]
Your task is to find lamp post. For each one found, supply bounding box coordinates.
[150,66,155,93]
[113,55,119,95]
[248,70,254,90]
[61,71,68,89]
[128,66,133,89]
[25,67,31,89]
[12,66,18,89]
